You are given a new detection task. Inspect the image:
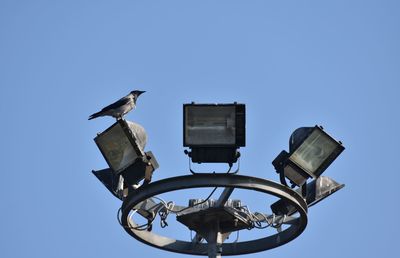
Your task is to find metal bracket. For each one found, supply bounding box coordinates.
[188,156,240,175]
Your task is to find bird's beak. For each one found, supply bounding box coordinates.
[138,91,146,95]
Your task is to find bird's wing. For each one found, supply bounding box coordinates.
[100,97,131,112]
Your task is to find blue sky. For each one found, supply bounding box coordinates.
[1,1,399,257]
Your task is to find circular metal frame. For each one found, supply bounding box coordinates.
[121,174,308,256]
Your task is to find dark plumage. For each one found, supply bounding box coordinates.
[88,90,145,120]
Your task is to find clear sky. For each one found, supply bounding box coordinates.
[1,1,399,257]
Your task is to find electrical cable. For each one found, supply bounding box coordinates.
[226,163,233,174]
[117,207,155,231]
[142,160,233,216]
[252,212,272,229]
[238,205,273,230]
[152,196,175,212]
[158,201,175,228]
[271,214,286,229]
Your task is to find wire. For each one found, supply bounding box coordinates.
[253,212,272,229]
[271,214,286,229]
[176,161,232,214]
[116,195,176,232]
[158,201,175,228]
[238,206,273,230]
[227,158,240,174]
[127,209,154,230]
[117,207,155,231]
[152,196,176,212]
[226,163,233,174]
[239,206,256,229]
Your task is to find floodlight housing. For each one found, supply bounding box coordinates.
[92,168,122,199]
[95,119,147,174]
[271,176,345,215]
[92,151,159,199]
[120,151,159,186]
[273,125,344,186]
[183,103,245,164]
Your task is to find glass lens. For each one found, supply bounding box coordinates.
[185,106,236,145]
[96,123,138,172]
[290,129,338,175]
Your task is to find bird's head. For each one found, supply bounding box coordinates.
[130,90,146,97]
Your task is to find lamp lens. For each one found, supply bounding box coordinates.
[185,106,236,145]
[96,123,139,172]
[290,129,338,175]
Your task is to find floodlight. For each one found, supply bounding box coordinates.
[183,103,245,164]
[120,151,159,186]
[92,151,159,199]
[273,125,344,187]
[95,119,147,173]
[271,176,345,215]
[94,119,159,188]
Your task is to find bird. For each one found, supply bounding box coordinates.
[88,90,145,120]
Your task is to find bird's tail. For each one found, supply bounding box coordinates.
[88,111,102,120]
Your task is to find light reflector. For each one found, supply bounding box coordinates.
[95,120,147,173]
[289,126,344,178]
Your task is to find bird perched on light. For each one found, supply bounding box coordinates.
[88,90,145,120]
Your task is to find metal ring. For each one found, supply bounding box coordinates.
[121,174,308,256]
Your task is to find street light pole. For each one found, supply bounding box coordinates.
[208,187,235,258]
[206,222,224,258]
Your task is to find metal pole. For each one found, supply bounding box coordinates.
[215,187,234,207]
[207,221,223,258]
[208,187,235,258]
